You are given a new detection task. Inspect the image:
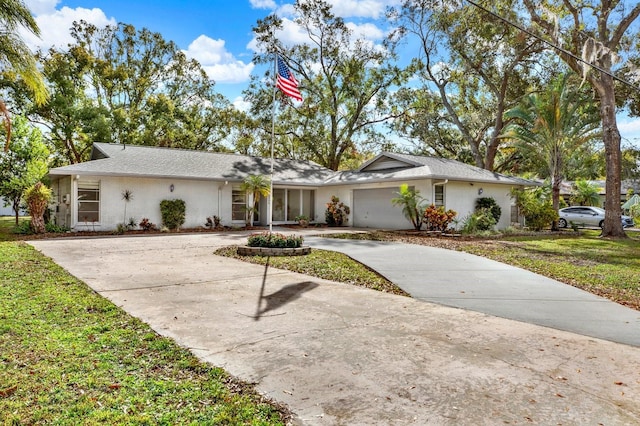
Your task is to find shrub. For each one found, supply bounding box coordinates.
[247,232,303,248]
[461,208,496,234]
[139,218,156,231]
[325,196,350,226]
[423,204,457,232]
[45,222,70,233]
[511,188,558,231]
[475,197,501,224]
[160,199,186,230]
[523,202,557,231]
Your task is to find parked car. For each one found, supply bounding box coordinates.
[558,206,635,229]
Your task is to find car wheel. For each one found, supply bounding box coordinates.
[558,218,567,228]
[599,220,604,228]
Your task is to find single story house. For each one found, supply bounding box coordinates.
[47,143,535,231]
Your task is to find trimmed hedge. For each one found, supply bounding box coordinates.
[247,232,303,248]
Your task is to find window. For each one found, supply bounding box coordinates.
[78,181,100,223]
[434,185,444,207]
[232,190,246,221]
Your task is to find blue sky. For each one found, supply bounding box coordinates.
[20,0,640,146]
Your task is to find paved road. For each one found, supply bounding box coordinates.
[29,232,640,425]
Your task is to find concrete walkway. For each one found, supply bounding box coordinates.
[28,232,640,425]
[303,236,640,347]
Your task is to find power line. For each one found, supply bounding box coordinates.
[464,0,640,93]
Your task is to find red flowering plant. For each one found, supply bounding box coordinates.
[325,196,350,226]
[423,205,457,232]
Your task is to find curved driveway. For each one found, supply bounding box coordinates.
[29,231,640,425]
[304,236,640,347]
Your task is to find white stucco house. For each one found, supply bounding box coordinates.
[47,143,535,231]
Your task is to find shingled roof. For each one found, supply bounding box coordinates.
[325,152,536,186]
[49,143,335,186]
[49,144,536,187]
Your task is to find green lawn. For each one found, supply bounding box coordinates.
[459,230,640,310]
[0,239,287,425]
[2,216,639,423]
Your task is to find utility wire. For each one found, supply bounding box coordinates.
[464,0,640,93]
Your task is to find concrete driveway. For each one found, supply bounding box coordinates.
[29,232,640,425]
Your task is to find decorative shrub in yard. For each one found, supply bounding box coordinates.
[423,204,457,232]
[139,218,156,231]
[160,199,186,230]
[325,196,350,226]
[475,197,502,224]
[247,232,303,248]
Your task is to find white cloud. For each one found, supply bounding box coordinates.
[346,22,384,41]
[23,0,59,15]
[325,0,401,19]
[184,35,254,84]
[20,5,116,51]
[246,17,309,52]
[618,117,640,143]
[249,0,276,9]
[232,96,251,112]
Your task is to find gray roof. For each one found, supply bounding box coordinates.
[326,152,536,186]
[49,143,335,185]
[49,144,536,187]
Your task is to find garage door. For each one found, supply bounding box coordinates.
[353,187,406,229]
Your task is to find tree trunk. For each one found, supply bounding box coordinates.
[598,75,626,238]
[551,175,561,231]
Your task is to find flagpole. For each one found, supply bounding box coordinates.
[269,37,277,234]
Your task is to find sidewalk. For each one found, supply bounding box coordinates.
[29,232,640,425]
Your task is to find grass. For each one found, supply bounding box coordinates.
[215,246,408,296]
[0,240,288,425]
[0,216,28,242]
[458,230,640,310]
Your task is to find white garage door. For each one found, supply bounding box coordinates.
[353,187,406,229]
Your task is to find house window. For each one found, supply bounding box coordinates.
[434,185,444,207]
[232,190,246,221]
[78,181,100,223]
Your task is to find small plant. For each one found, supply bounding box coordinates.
[13,221,33,235]
[325,196,350,227]
[139,218,156,231]
[45,222,70,233]
[295,214,310,227]
[461,209,497,234]
[122,189,134,226]
[160,199,186,231]
[127,217,137,230]
[113,223,127,235]
[423,204,457,232]
[247,232,303,248]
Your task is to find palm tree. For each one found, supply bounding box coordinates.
[504,74,600,230]
[1,0,48,151]
[391,183,427,230]
[570,180,601,207]
[240,175,271,226]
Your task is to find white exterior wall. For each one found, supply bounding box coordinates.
[68,176,231,231]
[435,181,516,230]
[321,180,518,230]
[315,186,354,225]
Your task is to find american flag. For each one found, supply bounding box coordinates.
[276,56,303,102]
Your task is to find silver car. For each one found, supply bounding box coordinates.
[558,206,635,229]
